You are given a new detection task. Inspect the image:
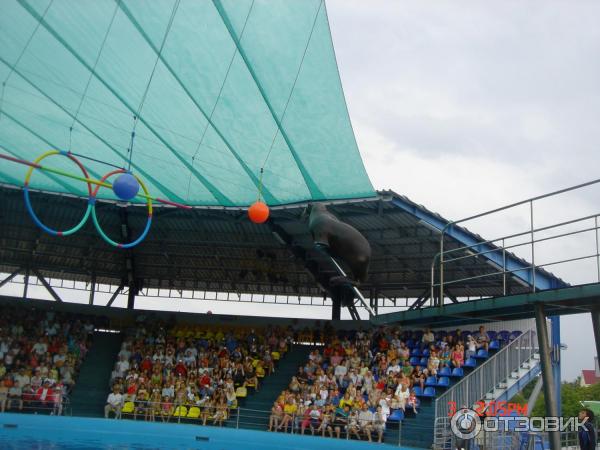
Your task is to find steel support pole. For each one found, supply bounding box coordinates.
[591,308,600,372]
[534,304,560,450]
[331,295,341,321]
[22,267,29,299]
[89,275,96,305]
[550,316,562,415]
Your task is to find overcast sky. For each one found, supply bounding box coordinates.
[327,0,600,381]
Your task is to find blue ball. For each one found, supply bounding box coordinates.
[113,173,140,201]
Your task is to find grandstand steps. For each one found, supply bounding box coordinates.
[484,353,541,403]
[69,331,122,418]
[397,399,436,448]
[227,344,312,430]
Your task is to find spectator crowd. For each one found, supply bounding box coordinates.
[0,306,97,415]
[268,324,495,442]
[105,319,293,425]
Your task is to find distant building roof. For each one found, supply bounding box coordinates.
[581,370,600,386]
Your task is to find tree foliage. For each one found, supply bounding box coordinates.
[511,377,600,417]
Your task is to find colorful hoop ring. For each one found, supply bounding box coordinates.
[91,169,153,249]
[23,150,93,237]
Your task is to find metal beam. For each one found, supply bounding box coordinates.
[408,288,430,311]
[391,196,568,290]
[31,269,63,302]
[592,308,600,373]
[534,304,560,450]
[22,267,29,299]
[373,283,600,326]
[119,208,137,310]
[0,267,21,289]
[89,274,96,306]
[106,281,125,307]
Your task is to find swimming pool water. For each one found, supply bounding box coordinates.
[0,413,425,450]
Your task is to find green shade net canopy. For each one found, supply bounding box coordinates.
[0,0,374,207]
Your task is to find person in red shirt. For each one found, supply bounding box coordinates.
[35,380,54,407]
[174,360,187,378]
[140,356,152,372]
[199,373,211,389]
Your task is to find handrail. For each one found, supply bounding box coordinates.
[434,329,539,420]
[430,177,600,305]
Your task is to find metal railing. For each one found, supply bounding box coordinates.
[434,329,539,421]
[0,394,71,416]
[431,178,600,304]
[91,401,404,445]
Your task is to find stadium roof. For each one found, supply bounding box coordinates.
[0,185,568,310]
[0,0,374,206]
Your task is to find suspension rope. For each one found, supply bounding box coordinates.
[256,0,323,201]
[127,0,180,171]
[186,0,255,199]
[0,0,54,121]
[68,0,121,151]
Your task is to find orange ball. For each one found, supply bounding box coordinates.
[248,201,270,224]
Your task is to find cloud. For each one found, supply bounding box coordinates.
[328,0,600,381]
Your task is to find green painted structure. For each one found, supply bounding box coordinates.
[0,0,374,206]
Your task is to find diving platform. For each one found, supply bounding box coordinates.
[372,282,600,327]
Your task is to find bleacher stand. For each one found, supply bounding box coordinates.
[270,324,513,442]
[0,306,98,415]
[107,320,293,425]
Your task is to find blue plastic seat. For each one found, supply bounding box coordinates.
[425,376,437,387]
[406,339,414,348]
[437,376,450,388]
[419,357,428,366]
[422,387,436,398]
[464,357,477,368]
[498,330,510,342]
[450,367,464,377]
[411,348,421,357]
[409,356,420,366]
[487,330,497,340]
[489,340,500,350]
[388,409,404,421]
[510,330,522,340]
[422,348,430,357]
[413,386,423,396]
[475,349,489,359]
[439,367,452,377]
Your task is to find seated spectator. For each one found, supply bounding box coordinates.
[427,349,440,376]
[475,326,490,351]
[7,380,23,412]
[268,400,283,432]
[420,328,435,350]
[373,405,387,443]
[104,386,123,419]
[451,344,464,368]
[466,335,477,359]
[34,380,54,410]
[358,404,374,442]
[407,389,418,414]
[316,404,335,437]
[347,408,361,440]
[330,404,350,439]
[0,379,7,412]
[301,403,321,435]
